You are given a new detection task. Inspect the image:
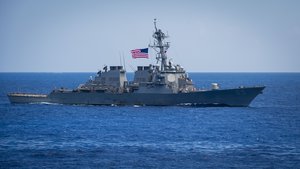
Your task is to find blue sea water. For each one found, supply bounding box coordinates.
[0,73,299,168]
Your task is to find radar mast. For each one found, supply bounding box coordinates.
[149,19,170,71]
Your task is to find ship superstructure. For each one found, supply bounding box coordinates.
[76,19,195,94]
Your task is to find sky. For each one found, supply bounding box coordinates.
[0,0,299,72]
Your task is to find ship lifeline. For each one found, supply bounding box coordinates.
[8,20,265,106]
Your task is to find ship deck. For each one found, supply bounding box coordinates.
[8,93,48,98]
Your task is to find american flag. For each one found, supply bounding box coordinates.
[131,48,149,59]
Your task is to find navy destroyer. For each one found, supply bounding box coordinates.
[8,20,265,106]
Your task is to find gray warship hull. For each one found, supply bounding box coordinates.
[8,86,264,107]
[7,20,266,106]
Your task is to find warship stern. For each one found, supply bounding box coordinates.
[8,93,50,104]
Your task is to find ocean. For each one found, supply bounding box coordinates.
[0,73,299,168]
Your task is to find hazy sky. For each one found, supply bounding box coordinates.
[1,0,299,72]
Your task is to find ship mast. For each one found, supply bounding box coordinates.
[149,19,170,71]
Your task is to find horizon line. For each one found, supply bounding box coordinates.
[1,71,300,73]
